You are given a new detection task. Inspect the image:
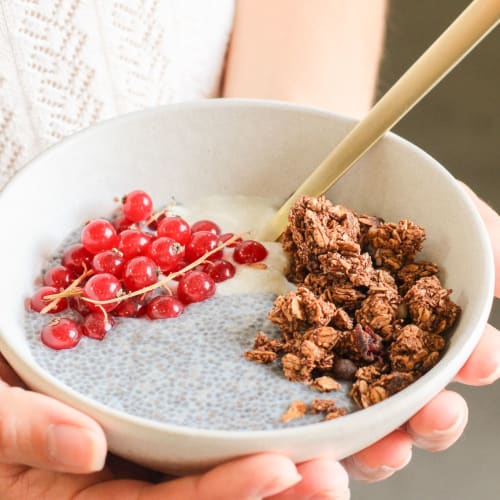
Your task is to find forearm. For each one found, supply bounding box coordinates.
[223,0,388,118]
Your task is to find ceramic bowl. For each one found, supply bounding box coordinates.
[0,100,494,474]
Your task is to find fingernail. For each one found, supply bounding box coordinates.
[258,472,302,497]
[346,448,412,482]
[408,408,467,450]
[478,360,500,385]
[310,489,350,500]
[47,424,105,472]
[429,409,465,436]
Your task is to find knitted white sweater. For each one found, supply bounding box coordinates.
[0,0,235,188]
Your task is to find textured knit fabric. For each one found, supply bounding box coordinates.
[0,0,235,188]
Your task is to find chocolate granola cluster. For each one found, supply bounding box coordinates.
[244,195,460,420]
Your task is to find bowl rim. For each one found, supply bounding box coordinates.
[0,98,495,440]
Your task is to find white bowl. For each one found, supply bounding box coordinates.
[0,100,494,474]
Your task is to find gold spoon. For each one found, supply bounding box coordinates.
[259,0,500,242]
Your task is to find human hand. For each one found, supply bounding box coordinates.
[0,352,352,499]
[342,182,500,482]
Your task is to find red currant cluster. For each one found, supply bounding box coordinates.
[29,190,268,350]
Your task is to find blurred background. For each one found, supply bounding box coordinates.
[352,1,499,499]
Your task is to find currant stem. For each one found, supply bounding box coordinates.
[83,232,246,305]
[40,267,94,314]
[146,207,169,226]
[43,232,247,309]
[95,303,109,323]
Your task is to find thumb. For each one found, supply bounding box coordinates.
[0,382,107,473]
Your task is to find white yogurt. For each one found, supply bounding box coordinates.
[174,194,279,235]
[172,195,295,296]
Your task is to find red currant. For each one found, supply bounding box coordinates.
[219,232,243,248]
[171,259,188,280]
[113,213,133,233]
[185,231,222,263]
[233,240,268,264]
[111,297,147,318]
[146,295,184,319]
[62,244,93,275]
[43,265,72,289]
[83,273,122,312]
[191,219,221,235]
[193,262,211,273]
[122,256,158,291]
[177,271,215,304]
[81,219,119,254]
[148,237,185,273]
[41,318,82,350]
[157,216,191,245]
[122,190,153,222]
[92,250,125,277]
[70,297,92,316]
[82,312,114,340]
[147,212,166,231]
[118,230,152,260]
[30,286,67,313]
[206,259,236,283]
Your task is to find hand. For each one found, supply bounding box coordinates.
[0,353,352,499]
[342,182,500,482]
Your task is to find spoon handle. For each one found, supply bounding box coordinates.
[260,0,500,241]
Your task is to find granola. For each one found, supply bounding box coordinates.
[355,292,401,340]
[311,375,341,392]
[364,220,425,272]
[281,399,348,423]
[281,400,307,422]
[281,196,361,279]
[310,398,338,414]
[243,331,282,364]
[310,399,347,421]
[268,286,336,336]
[245,195,460,419]
[397,262,439,294]
[302,326,342,350]
[324,408,348,420]
[252,331,283,352]
[404,276,461,334]
[351,372,414,409]
[389,324,445,375]
[304,274,366,312]
[243,350,277,364]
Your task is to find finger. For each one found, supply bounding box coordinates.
[455,323,500,385]
[0,383,107,473]
[459,181,500,297]
[76,453,302,500]
[193,453,301,499]
[405,389,468,452]
[0,354,26,388]
[268,459,350,500]
[342,430,412,482]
